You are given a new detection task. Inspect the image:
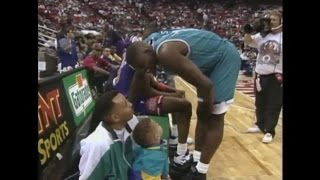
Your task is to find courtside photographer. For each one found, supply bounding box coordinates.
[244,10,283,144]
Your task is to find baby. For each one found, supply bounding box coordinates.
[130,118,170,180]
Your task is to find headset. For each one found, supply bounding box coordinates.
[272,24,282,31]
[272,18,282,31]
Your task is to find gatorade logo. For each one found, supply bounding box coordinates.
[68,74,93,116]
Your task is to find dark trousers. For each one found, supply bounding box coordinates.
[93,74,109,94]
[254,73,283,137]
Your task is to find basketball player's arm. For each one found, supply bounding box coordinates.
[129,71,177,104]
[146,73,182,97]
[128,70,147,104]
[148,73,176,92]
[148,73,185,98]
[157,42,214,119]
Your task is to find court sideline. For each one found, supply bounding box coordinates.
[174,76,282,180]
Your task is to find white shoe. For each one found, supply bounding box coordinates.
[262,133,273,143]
[173,150,192,165]
[247,125,262,133]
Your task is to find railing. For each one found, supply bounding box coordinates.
[38,24,57,47]
[38,24,58,33]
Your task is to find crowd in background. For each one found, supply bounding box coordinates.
[38,0,282,81]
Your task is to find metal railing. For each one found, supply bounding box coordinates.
[38,24,57,47]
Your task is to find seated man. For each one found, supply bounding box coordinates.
[82,44,118,94]
[79,90,139,180]
[115,59,193,174]
[155,67,194,148]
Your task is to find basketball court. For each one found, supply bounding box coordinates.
[174,76,282,180]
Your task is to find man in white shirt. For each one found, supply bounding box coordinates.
[244,10,283,143]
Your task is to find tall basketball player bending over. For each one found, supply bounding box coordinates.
[126,28,241,180]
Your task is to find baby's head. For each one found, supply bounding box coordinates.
[132,118,163,148]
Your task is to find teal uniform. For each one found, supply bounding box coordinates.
[144,28,241,103]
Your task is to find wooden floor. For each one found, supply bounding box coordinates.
[174,76,282,180]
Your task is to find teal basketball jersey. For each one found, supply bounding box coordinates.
[144,28,231,73]
[144,28,241,103]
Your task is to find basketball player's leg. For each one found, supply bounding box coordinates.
[197,113,225,164]
[166,75,180,147]
[145,96,192,146]
[191,45,240,179]
[145,95,193,178]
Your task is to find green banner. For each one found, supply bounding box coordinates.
[62,69,95,126]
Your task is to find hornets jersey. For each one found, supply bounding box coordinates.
[144,28,241,105]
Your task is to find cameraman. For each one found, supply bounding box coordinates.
[244,10,283,144]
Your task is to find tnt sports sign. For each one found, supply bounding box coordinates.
[63,69,95,126]
[38,84,76,170]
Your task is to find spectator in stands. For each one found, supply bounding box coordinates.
[84,33,97,54]
[106,46,122,65]
[79,90,139,180]
[56,26,78,68]
[131,31,142,42]
[130,118,170,180]
[127,27,240,180]
[245,10,283,143]
[82,43,112,94]
[103,27,131,57]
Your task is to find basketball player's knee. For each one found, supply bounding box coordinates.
[208,114,225,130]
[180,100,192,115]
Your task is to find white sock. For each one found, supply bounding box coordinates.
[196,161,209,174]
[177,143,187,155]
[171,124,178,137]
[193,150,201,162]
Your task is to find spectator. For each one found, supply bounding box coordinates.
[79,90,139,180]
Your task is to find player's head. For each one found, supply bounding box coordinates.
[126,41,157,71]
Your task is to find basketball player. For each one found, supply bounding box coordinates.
[126,28,241,180]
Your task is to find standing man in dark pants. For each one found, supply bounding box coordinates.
[245,10,283,143]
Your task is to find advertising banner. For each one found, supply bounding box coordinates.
[62,69,95,126]
[38,79,76,179]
